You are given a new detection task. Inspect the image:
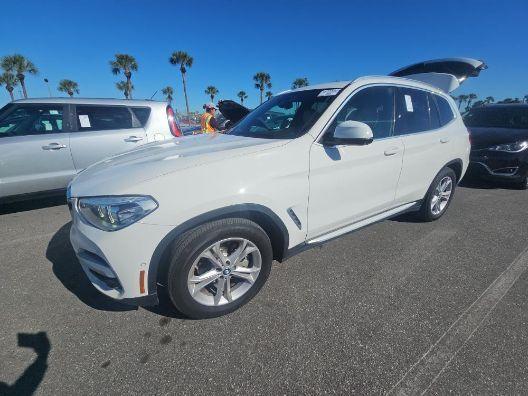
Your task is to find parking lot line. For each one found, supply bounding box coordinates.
[388,245,528,396]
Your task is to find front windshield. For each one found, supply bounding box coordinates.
[229,88,341,139]
[464,107,528,129]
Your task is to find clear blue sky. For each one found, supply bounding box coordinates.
[1,0,526,110]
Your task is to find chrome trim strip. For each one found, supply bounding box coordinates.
[472,161,519,177]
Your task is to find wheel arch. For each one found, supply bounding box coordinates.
[445,158,463,183]
[147,204,289,293]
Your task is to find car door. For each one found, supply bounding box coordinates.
[307,85,404,239]
[0,103,75,198]
[392,87,453,204]
[68,104,147,171]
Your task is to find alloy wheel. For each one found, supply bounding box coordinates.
[430,176,453,216]
[187,238,262,306]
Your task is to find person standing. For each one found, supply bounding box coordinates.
[198,103,221,134]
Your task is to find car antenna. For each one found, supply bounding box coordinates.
[149,90,158,100]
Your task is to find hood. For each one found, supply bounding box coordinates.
[218,100,250,123]
[70,133,285,196]
[468,127,528,150]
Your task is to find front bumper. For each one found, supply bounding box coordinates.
[468,149,527,183]
[69,201,174,305]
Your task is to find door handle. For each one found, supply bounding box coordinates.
[124,136,143,142]
[440,138,450,144]
[384,146,400,156]
[42,143,67,150]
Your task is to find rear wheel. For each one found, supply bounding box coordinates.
[514,175,528,190]
[164,218,273,319]
[416,167,457,222]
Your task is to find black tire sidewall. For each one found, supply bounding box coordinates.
[166,219,273,319]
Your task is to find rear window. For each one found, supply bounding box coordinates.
[434,95,455,126]
[464,107,528,129]
[75,105,133,131]
[131,107,151,126]
[395,88,432,135]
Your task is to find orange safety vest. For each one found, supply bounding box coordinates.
[200,112,215,133]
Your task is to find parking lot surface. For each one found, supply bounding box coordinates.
[1,182,527,395]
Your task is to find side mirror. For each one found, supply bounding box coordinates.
[323,121,374,146]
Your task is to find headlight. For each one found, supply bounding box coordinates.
[488,141,528,153]
[77,196,158,231]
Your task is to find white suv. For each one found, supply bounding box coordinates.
[68,58,486,318]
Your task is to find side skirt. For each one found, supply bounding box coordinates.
[282,201,421,261]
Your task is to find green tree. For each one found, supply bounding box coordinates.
[1,54,38,98]
[253,72,272,104]
[265,91,273,100]
[205,86,219,102]
[456,94,468,110]
[162,86,174,105]
[115,80,133,99]
[484,96,495,104]
[465,93,477,111]
[291,77,309,89]
[57,79,79,97]
[169,51,193,118]
[524,95,528,104]
[110,54,137,99]
[237,90,248,104]
[472,100,485,108]
[0,72,17,101]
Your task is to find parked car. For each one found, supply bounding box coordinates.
[464,104,528,189]
[68,58,485,318]
[0,98,182,202]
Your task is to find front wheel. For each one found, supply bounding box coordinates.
[164,218,273,319]
[416,167,457,222]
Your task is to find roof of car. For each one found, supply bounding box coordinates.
[11,97,166,106]
[474,103,528,109]
[287,76,446,96]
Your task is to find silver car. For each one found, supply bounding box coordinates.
[0,98,182,202]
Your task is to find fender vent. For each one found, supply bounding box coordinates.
[287,208,302,230]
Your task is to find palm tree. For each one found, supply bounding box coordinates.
[0,72,17,101]
[115,80,133,99]
[162,86,174,105]
[291,77,309,89]
[1,54,38,98]
[57,79,79,97]
[465,93,477,111]
[265,91,273,100]
[205,86,219,102]
[253,72,271,104]
[169,51,193,118]
[110,54,137,99]
[237,90,248,104]
[484,96,495,104]
[456,94,468,110]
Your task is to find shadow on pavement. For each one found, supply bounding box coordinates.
[46,222,135,312]
[0,332,50,396]
[459,176,522,190]
[0,195,67,215]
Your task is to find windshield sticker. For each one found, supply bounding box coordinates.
[318,89,341,97]
[49,110,59,115]
[404,95,414,112]
[78,114,91,128]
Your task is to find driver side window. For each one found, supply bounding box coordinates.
[327,86,396,139]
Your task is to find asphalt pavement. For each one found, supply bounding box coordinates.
[1,180,527,395]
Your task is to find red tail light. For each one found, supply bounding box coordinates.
[166,106,181,137]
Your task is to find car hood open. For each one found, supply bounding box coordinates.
[218,100,251,124]
[70,133,285,197]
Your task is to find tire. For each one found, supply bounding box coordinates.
[164,218,273,319]
[416,167,457,222]
[514,175,528,190]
